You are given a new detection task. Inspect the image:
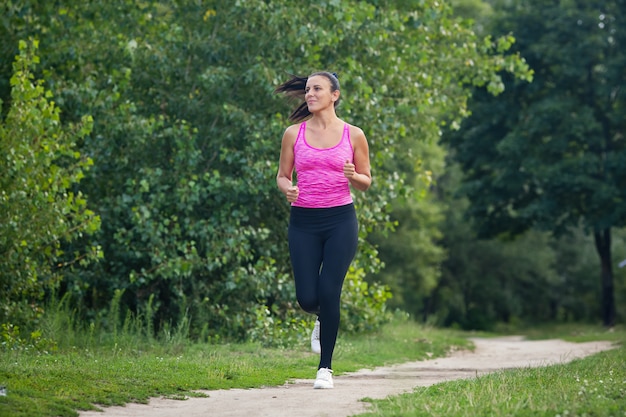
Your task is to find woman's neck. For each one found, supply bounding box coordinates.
[308,111,340,130]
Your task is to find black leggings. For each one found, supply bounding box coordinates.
[288,203,358,370]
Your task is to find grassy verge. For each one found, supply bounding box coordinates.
[0,317,470,417]
[356,325,625,417]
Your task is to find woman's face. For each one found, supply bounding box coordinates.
[305,75,337,112]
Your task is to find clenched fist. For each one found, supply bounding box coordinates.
[285,185,299,203]
[343,159,356,179]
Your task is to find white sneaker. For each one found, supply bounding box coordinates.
[313,367,333,389]
[310,318,321,354]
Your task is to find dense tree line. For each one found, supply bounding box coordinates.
[443,0,626,327]
[371,0,625,329]
[1,0,623,345]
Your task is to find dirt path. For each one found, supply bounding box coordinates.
[79,336,615,417]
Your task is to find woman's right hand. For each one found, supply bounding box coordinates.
[285,185,299,203]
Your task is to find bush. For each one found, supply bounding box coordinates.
[0,39,100,327]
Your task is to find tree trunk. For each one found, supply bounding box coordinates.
[593,228,616,327]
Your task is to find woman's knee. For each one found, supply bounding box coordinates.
[297,297,319,315]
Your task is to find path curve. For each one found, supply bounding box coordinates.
[79,336,615,417]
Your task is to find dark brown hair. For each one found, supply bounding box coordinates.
[275,71,340,122]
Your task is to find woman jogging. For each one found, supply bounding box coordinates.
[275,71,372,389]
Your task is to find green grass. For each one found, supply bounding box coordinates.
[1,320,623,417]
[508,323,626,344]
[0,318,470,417]
[356,325,625,417]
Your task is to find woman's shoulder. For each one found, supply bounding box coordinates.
[281,122,303,145]
[345,123,366,141]
[284,122,305,136]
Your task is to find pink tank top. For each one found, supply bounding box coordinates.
[292,121,354,208]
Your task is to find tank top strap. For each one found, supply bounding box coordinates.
[342,123,354,157]
[295,121,306,147]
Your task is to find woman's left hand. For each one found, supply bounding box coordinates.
[343,159,356,179]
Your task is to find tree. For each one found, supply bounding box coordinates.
[445,0,625,326]
[368,139,447,319]
[1,0,530,339]
[0,40,100,325]
[426,162,574,330]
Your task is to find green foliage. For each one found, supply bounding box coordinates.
[0,323,57,353]
[0,0,530,340]
[246,306,309,348]
[448,0,625,238]
[364,0,531,325]
[0,39,100,326]
[450,0,494,34]
[341,267,393,333]
[429,162,622,329]
[439,230,566,330]
[443,0,626,326]
[368,141,447,319]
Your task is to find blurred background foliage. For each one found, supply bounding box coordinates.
[0,0,623,347]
